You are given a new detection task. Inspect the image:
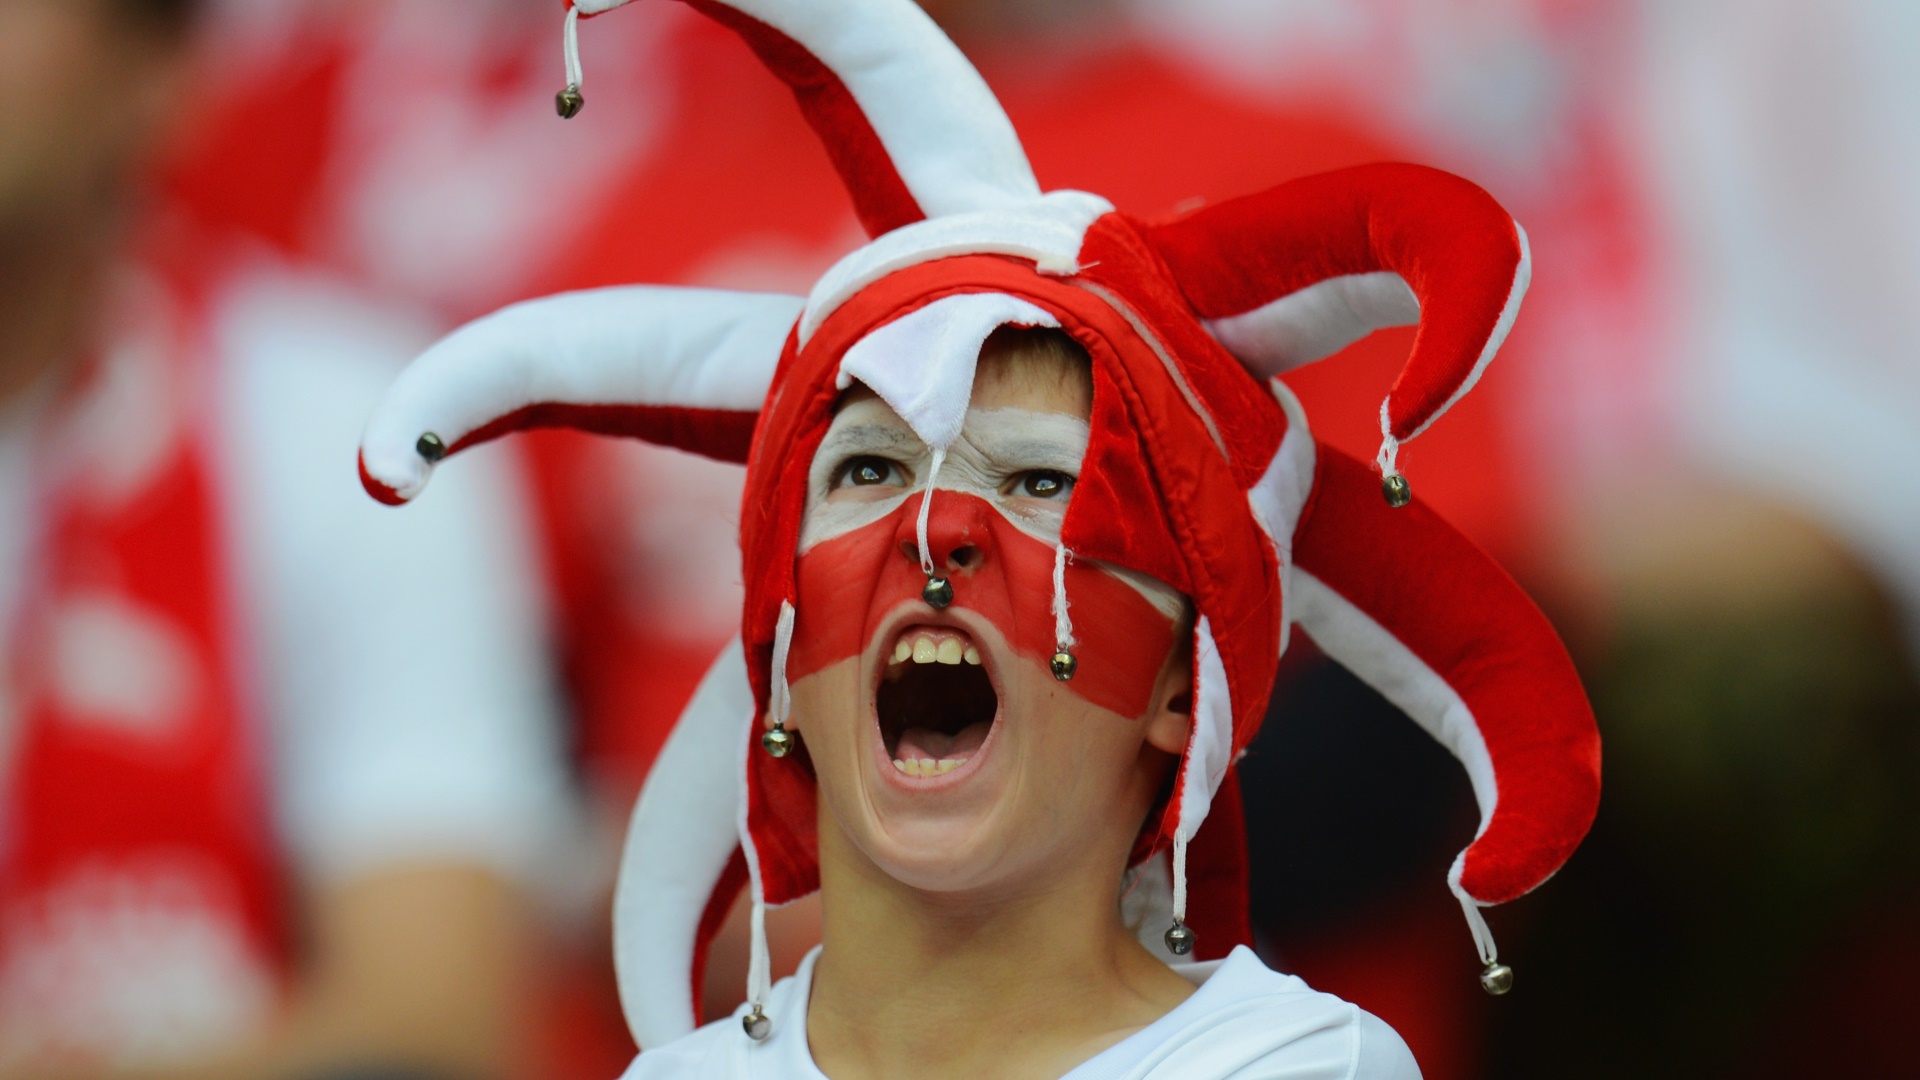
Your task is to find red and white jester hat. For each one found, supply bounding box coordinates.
[359,0,1599,1048]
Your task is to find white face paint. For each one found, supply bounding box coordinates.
[802,398,1086,550]
[801,395,1184,622]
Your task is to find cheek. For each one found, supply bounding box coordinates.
[786,660,867,777]
[789,515,921,681]
[992,517,1181,720]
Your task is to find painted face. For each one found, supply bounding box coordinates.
[785,346,1191,895]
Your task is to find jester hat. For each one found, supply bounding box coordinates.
[358,0,1599,1049]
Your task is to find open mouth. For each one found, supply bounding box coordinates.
[877,626,999,778]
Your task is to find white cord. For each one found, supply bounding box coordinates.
[1051,544,1076,650]
[1456,892,1498,966]
[770,601,796,729]
[1375,397,1401,480]
[1171,836,1189,924]
[915,447,947,577]
[562,5,583,89]
[747,894,771,1010]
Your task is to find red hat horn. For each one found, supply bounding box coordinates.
[1147,163,1531,503]
[564,0,1042,235]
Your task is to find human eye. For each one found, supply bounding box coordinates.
[832,455,908,490]
[1008,469,1074,500]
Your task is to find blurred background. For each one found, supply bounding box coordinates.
[1,0,1915,1077]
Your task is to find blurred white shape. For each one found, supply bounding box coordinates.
[1125,0,1574,180]
[51,594,202,734]
[1643,0,1920,661]
[0,862,275,1068]
[47,272,188,511]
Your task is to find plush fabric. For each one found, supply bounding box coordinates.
[1145,164,1529,442]
[358,287,796,504]
[612,640,756,1049]
[678,0,922,237]
[368,0,1599,1046]
[1291,448,1600,905]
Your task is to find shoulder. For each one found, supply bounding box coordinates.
[1144,948,1421,1080]
[619,1020,741,1078]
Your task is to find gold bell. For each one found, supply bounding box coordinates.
[1478,962,1513,996]
[742,1007,771,1040]
[416,431,447,463]
[555,84,585,119]
[1164,920,1195,956]
[1381,473,1411,508]
[922,576,954,609]
[761,724,795,759]
[1049,651,1077,681]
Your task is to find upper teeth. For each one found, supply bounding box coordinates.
[891,631,981,666]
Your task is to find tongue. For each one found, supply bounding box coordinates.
[895,721,989,763]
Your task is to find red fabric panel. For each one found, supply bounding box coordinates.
[680,0,924,238]
[1143,164,1523,441]
[450,401,761,463]
[1292,446,1599,904]
[1186,767,1253,961]
[1077,217,1287,491]
[360,403,760,506]
[689,847,749,1030]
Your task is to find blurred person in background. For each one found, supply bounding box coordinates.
[0,1,575,1077]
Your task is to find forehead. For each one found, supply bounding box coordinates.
[832,325,1094,431]
[969,347,1092,418]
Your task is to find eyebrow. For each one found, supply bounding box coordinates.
[816,423,925,457]
[962,410,1090,471]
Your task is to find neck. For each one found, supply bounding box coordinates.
[0,206,121,406]
[806,822,1191,1080]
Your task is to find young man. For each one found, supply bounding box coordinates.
[623,327,1422,1077]
[358,0,1602,1075]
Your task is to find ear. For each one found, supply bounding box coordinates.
[1143,630,1196,755]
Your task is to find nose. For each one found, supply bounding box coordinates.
[894,489,989,575]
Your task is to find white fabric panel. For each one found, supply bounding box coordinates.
[582,0,1039,221]
[213,266,577,890]
[1245,379,1317,659]
[1288,569,1498,856]
[613,639,755,1050]
[799,191,1114,343]
[1203,271,1419,377]
[1403,223,1531,441]
[836,292,1059,450]
[1173,617,1234,843]
[361,287,800,502]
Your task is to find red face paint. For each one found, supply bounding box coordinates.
[791,489,1179,720]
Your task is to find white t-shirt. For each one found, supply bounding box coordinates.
[622,945,1422,1080]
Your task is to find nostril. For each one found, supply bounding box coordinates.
[948,545,978,569]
